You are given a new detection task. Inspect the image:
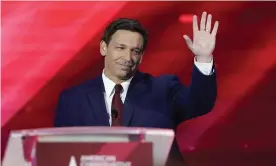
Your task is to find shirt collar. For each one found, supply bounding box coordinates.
[102,70,133,97]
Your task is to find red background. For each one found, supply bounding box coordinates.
[1,1,276,165]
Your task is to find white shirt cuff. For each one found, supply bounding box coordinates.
[194,57,214,75]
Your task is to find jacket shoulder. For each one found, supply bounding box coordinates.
[139,72,182,90]
[60,77,99,97]
[139,71,179,81]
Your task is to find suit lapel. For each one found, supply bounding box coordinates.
[122,71,147,126]
[87,75,110,126]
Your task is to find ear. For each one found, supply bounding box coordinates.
[100,40,107,56]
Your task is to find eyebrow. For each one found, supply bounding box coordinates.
[115,43,126,46]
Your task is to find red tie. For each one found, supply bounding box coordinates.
[111,84,123,126]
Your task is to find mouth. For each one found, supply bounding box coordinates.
[116,63,132,69]
[121,65,132,70]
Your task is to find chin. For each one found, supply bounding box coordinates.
[117,71,133,80]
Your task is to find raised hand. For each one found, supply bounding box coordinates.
[184,12,219,63]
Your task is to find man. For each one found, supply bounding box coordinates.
[54,12,218,165]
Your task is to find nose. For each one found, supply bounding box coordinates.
[123,50,132,61]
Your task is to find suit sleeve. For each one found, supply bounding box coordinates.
[54,92,68,127]
[168,65,217,123]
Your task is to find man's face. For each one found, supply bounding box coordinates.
[100,30,144,80]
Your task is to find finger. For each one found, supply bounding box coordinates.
[211,21,219,36]
[193,15,199,33]
[206,14,212,33]
[183,35,193,49]
[200,11,207,31]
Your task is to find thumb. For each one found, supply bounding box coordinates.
[183,35,193,50]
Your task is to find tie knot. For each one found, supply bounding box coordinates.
[114,84,123,94]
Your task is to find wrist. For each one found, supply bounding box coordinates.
[195,56,213,63]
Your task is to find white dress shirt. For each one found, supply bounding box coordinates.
[102,59,214,125]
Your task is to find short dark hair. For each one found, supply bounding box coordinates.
[101,18,148,51]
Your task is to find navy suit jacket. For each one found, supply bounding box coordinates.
[54,65,217,164]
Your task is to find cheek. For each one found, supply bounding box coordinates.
[132,56,142,65]
[109,51,122,61]
[105,54,117,67]
[106,51,117,61]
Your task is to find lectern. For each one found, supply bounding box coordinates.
[2,127,174,166]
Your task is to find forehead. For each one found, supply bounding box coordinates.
[110,30,143,48]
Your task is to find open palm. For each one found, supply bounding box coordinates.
[184,12,219,62]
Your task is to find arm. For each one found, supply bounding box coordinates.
[169,64,217,122]
[171,11,219,122]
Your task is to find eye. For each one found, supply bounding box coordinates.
[133,50,142,55]
[116,47,124,50]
